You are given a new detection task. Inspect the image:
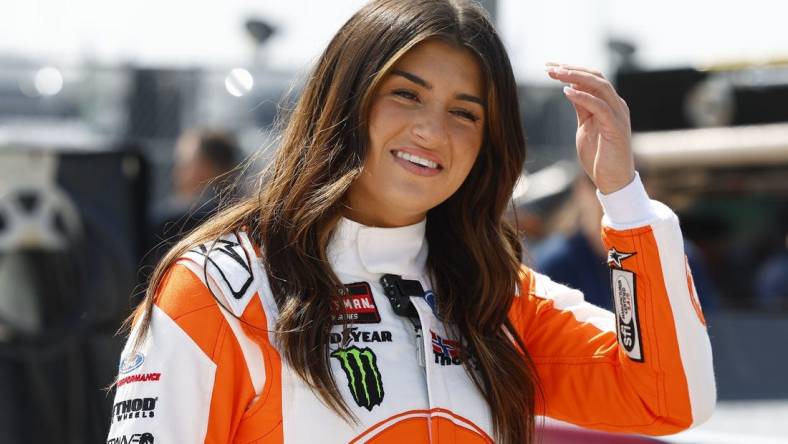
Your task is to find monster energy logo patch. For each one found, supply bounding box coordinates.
[330,346,384,411]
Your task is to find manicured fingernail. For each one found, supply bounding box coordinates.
[563,86,576,95]
[545,62,560,67]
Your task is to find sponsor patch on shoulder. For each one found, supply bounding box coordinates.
[333,282,381,324]
[189,238,254,300]
[119,352,145,374]
[112,396,158,423]
[116,372,162,388]
[611,268,644,362]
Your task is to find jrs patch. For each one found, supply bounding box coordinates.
[333,282,381,324]
[611,268,644,362]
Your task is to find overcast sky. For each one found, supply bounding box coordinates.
[3,0,787,82]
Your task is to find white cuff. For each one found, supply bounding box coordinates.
[596,171,658,229]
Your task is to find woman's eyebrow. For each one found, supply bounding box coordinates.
[456,93,485,106]
[392,69,431,88]
[391,69,485,106]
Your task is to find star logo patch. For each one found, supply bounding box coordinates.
[607,248,635,269]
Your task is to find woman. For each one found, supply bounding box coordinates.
[108,1,715,443]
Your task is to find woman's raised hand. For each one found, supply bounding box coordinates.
[546,63,635,194]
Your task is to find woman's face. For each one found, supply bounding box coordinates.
[345,39,486,227]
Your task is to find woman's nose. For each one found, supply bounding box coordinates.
[410,106,448,147]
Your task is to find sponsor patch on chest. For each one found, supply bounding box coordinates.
[332,282,381,324]
[430,330,467,366]
[329,327,392,345]
[331,345,385,411]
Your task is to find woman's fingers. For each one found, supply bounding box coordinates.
[546,67,626,117]
[546,63,635,193]
[570,93,592,125]
[546,62,605,79]
[562,86,624,139]
[563,83,592,125]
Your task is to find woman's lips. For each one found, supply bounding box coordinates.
[390,149,443,177]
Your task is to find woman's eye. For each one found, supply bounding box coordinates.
[392,89,418,101]
[451,109,479,122]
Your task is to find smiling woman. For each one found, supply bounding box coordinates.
[346,39,486,227]
[108,1,716,443]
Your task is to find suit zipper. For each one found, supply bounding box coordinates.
[408,316,426,367]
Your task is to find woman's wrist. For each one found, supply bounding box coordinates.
[596,171,657,228]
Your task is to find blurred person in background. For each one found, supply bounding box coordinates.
[108,1,715,443]
[533,173,720,312]
[754,207,788,311]
[146,128,241,265]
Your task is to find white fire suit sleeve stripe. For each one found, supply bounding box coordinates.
[532,272,616,334]
[650,210,717,426]
[180,259,266,397]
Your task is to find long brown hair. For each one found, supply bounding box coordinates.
[127,1,539,442]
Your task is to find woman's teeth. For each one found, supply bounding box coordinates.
[395,151,439,169]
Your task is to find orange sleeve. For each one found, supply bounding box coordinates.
[509,206,715,435]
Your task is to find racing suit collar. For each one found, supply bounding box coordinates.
[328,216,428,278]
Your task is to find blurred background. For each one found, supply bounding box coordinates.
[0,1,786,443]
